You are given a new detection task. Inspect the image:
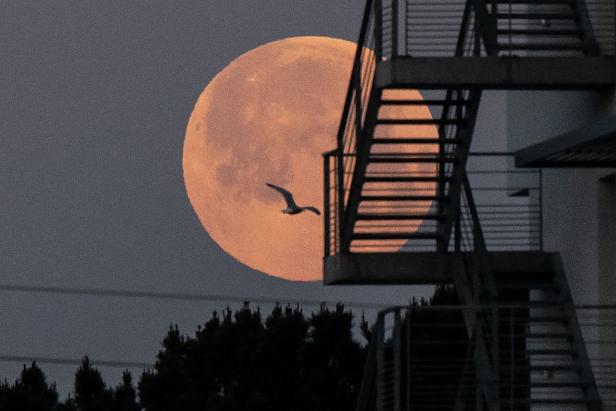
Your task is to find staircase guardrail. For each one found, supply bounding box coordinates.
[403,0,615,57]
[335,0,379,252]
[324,152,542,256]
[375,302,616,411]
[372,304,615,410]
[458,173,501,409]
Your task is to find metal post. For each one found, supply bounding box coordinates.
[539,168,543,251]
[376,313,385,411]
[393,309,401,411]
[323,153,331,257]
[392,0,399,57]
[375,0,383,61]
[406,310,411,411]
[509,308,514,411]
[455,211,461,252]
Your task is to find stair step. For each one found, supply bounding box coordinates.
[496,12,577,20]
[528,315,569,323]
[495,0,575,3]
[356,213,445,221]
[371,138,462,145]
[498,300,566,307]
[380,99,471,106]
[529,381,587,389]
[500,332,572,339]
[511,399,593,406]
[365,176,452,183]
[498,43,585,51]
[352,232,442,240]
[527,364,580,372]
[368,156,456,164]
[496,282,559,291]
[360,195,448,202]
[526,332,573,339]
[527,349,577,356]
[376,118,465,125]
[497,29,583,36]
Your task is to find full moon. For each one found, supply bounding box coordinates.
[183,36,436,281]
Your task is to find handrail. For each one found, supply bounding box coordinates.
[336,0,376,254]
[371,304,616,410]
[460,173,501,409]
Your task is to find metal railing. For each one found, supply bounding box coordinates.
[336,0,379,234]
[324,152,542,256]
[403,0,616,56]
[405,0,477,56]
[372,304,616,410]
[456,153,543,252]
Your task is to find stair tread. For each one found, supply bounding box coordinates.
[365,176,452,182]
[356,213,445,221]
[368,156,457,163]
[527,381,588,388]
[494,0,575,3]
[372,138,462,144]
[498,43,585,50]
[497,29,583,36]
[525,332,573,338]
[527,348,577,355]
[380,99,471,106]
[528,315,569,323]
[527,364,580,371]
[510,398,594,405]
[376,118,465,125]
[360,195,447,202]
[496,282,559,290]
[500,332,573,339]
[352,232,442,240]
[496,12,577,19]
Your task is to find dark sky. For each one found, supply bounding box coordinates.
[0,0,430,395]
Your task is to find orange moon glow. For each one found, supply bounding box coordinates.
[183,36,437,281]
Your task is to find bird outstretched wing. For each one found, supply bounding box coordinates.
[303,206,321,216]
[266,183,298,208]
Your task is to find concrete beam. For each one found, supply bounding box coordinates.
[375,57,616,90]
[515,116,616,167]
[323,251,556,285]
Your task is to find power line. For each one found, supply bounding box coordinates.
[0,283,391,310]
[0,355,152,369]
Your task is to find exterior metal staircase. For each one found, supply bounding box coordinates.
[343,89,481,253]
[488,0,601,56]
[322,0,616,410]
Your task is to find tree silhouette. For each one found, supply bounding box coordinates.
[0,302,370,411]
[74,357,113,411]
[0,362,59,411]
[139,302,366,411]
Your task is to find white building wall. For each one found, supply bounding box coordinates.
[506,90,616,304]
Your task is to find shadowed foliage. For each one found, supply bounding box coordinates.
[0,302,368,411]
[139,302,366,411]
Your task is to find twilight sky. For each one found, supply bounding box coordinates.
[0,0,441,395]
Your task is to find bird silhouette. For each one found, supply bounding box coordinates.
[265,183,321,216]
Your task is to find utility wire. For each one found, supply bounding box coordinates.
[0,355,152,369]
[0,283,391,310]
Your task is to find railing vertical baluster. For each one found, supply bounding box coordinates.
[406,310,411,411]
[393,309,401,411]
[392,0,399,57]
[375,0,383,60]
[509,308,514,411]
[376,313,385,411]
[323,152,331,257]
[539,168,543,251]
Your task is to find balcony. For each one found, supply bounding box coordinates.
[323,152,545,284]
[358,303,616,410]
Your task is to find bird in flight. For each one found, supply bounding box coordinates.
[265,183,321,216]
